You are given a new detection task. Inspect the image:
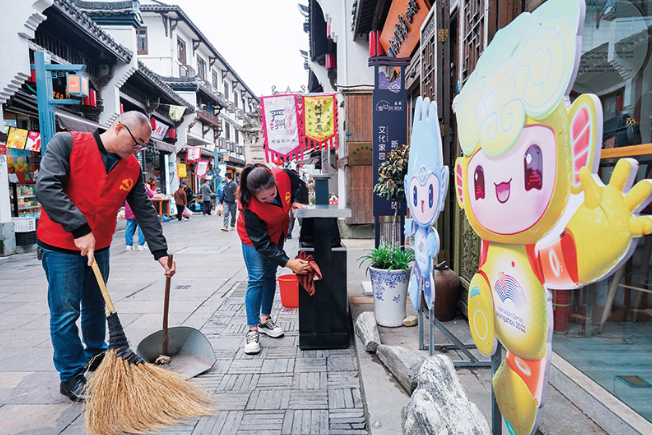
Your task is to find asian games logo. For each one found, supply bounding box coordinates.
[494,272,527,309]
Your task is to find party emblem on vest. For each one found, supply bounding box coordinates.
[119,178,134,192]
[285,191,291,205]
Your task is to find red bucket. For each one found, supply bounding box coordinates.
[278,274,299,308]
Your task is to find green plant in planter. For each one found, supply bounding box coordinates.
[373,143,409,245]
[358,244,415,273]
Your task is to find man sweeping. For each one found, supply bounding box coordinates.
[36,111,176,402]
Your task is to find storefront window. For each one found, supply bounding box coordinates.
[526,0,652,423]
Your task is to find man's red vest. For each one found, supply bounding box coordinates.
[37,132,141,251]
[238,168,292,246]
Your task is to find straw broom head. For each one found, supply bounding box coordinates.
[84,312,215,435]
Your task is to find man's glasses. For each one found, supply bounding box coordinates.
[122,124,144,150]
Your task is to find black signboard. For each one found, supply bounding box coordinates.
[372,68,408,217]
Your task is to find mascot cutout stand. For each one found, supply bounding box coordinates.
[405,97,448,311]
[454,0,652,434]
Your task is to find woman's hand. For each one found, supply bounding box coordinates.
[291,202,308,212]
[286,258,310,275]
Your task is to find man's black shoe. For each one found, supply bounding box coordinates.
[60,374,88,402]
[87,353,105,371]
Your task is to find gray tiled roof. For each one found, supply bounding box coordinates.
[53,0,133,63]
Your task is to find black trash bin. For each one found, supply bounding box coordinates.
[297,216,349,350]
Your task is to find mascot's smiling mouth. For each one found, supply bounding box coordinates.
[495,179,512,204]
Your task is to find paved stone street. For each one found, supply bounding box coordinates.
[0,212,610,435]
[0,214,366,435]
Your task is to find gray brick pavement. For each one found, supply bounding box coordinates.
[183,281,368,434]
[0,214,368,434]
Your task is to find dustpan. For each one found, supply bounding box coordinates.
[136,254,215,379]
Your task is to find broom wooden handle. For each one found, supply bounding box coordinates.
[162,254,173,356]
[91,259,116,314]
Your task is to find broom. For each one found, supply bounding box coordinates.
[84,259,214,435]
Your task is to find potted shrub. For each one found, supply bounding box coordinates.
[359,244,415,327]
[373,143,409,246]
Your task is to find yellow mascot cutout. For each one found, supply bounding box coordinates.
[454,0,652,434]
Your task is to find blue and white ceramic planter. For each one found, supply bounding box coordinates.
[369,266,409,327]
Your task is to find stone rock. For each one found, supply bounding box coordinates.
[376,345,425,395]
[403,355,490,435]
[403,315,418,327]
[354,311,381,353]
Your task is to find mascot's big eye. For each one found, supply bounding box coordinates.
[524,145,543,191]
[428,184,434,208]
[413,185,418,206]
[474,166,485,200]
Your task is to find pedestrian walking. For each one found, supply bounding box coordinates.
[35,111,176,402]
[236,164,310,354]
[124,178,155,250]
[174,183,188,222]
[220,172,238,231]
[200,179,215,216]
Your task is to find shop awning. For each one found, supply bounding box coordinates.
[223,154,245,166]
[152,139,177,153]
[201,148,214,159]
[55,109,105,133]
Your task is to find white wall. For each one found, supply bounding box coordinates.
[0,0,53,232]
[0,0,52,104]
[94,25,139,126]
[315,0,376,209]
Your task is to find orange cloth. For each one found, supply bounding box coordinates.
[295,251,322,296]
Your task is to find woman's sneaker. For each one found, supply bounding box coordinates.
[258,318,284,338]
[244,330,261,354]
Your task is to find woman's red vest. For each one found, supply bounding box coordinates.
[237,168,292,246]
[37,132,141,251]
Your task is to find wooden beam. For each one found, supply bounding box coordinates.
[600,143,652,159]
[160,14,168,37]
[119,92,146,110]
[169,18,180,33]
[371,0,390,30]
[192,39,201,56]
[222,70,228,81]
[209,56,217,68]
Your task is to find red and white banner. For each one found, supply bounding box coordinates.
[260,94,301,163]
[196,160,209,177]
[187,146,201,162]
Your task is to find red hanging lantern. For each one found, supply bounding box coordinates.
[168,128,176,139]
[150,118,156,130]
[325,53,336,70]
[120,104,124,114]
[30,63,36,82]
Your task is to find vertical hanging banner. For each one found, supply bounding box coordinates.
[187,146,201,162]
[372,70,407,217]
[196,160,209,178]
[302,94,338,153]
[260,94,301,162]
